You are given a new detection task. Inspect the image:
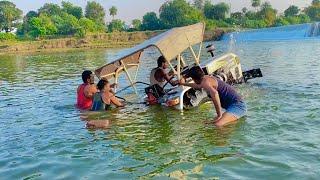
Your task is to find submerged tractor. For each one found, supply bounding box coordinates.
[95,23,262,110]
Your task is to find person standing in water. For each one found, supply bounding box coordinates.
[76,70,98,110]
[86,79,124,129]
[180,66,247,127]
[150,56,179,87]
[91,79,124,111]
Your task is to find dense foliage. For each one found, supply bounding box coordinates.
[107,19,125,32]
[0,1,22,32]
[0,32,16,40]
[0,0,318,40]
[14,1,107,38]
[141,12,162,31]
[159,0,203,28]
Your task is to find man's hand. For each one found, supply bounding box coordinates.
[214,115,222,122]
[86,120,110,129]
[168,70,175,76]
[178,78,185,86]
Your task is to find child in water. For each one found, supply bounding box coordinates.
[91,79,124,111]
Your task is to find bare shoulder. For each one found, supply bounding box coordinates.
[202,76,217,89]
[87,84,97,92]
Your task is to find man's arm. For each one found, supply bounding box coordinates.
[162,70,179,86]
[102,92,123,107]
[180,81,202,89]
[110,96,124,107]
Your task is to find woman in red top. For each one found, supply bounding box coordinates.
[77,70,98,110]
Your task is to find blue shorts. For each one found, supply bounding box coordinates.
[226,101,247,119]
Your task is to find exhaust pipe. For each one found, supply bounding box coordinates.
[206,44,215,57]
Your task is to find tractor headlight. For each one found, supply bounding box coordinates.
[166,97,180,107]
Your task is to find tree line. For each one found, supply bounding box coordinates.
[0,0,319,40]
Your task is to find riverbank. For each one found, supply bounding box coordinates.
[0,28,230,55]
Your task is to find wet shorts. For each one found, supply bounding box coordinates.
[226,101,247,119]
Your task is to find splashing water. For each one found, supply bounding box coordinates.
[222,23,320,42]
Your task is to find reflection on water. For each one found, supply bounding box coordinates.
[0,39,320,179]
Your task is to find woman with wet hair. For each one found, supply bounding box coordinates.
[91,79,124,111]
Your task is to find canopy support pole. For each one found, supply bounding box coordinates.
[197,42,202,60]
[121,60,138,94]
[166,59,177,75]
[180,56,186,67]
[189,46,200,65]
[177,54,181,81]
[134,64,140,82]
[114,73,119,93]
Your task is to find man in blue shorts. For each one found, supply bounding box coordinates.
[180,66,247,127]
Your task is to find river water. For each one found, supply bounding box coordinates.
[0,37,320,178]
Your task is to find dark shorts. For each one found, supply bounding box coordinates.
[226,101,247,119]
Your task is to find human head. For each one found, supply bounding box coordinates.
[97,79,110,91]
[189,66,205,84]
[82,70,94,84]
[157,56,168,69]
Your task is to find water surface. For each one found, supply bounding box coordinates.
[0,39,320,179]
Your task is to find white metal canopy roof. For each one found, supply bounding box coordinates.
[95,23,205,79]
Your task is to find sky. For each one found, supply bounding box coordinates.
[9,0,313,24]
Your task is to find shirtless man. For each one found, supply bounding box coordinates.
[76,70,98,110]
[180,66,247,127]
[150,56,178,87]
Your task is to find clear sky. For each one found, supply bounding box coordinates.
[9,0,313,23]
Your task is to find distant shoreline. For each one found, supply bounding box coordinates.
[0,28,232,55]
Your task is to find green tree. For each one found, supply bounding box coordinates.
[141,12,161,30]
[242,7,248,14]
[79,17,96,33]
[25,11,38,20]
[275,16,289,26]
[251,0,261,11]
[297,14,311,23]
[243,19,267,28]
[38,3,62,16]
[109,6,117,20]
[204,2,230,20]
[213,3,230,20]
[193,0,204,11]
[131,19,141,30]
[257,2,277,26]
[51,13,80,35]
[0,1,23,32]
[312,0,320,6]
[85,1,106,25]
[29,14,57,38]
[231,12,243,19]
[159,0,203,28]
[305,1,320,21]
[260,2,272,10]
[61,1,83,19]
[284,5,299,17]
[107,19,125,32]
[204,1,213,18]
[18,11,38,35]
[244,10,258,20]
[0,32,16,40]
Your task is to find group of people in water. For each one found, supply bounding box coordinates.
[77,56,247,128]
